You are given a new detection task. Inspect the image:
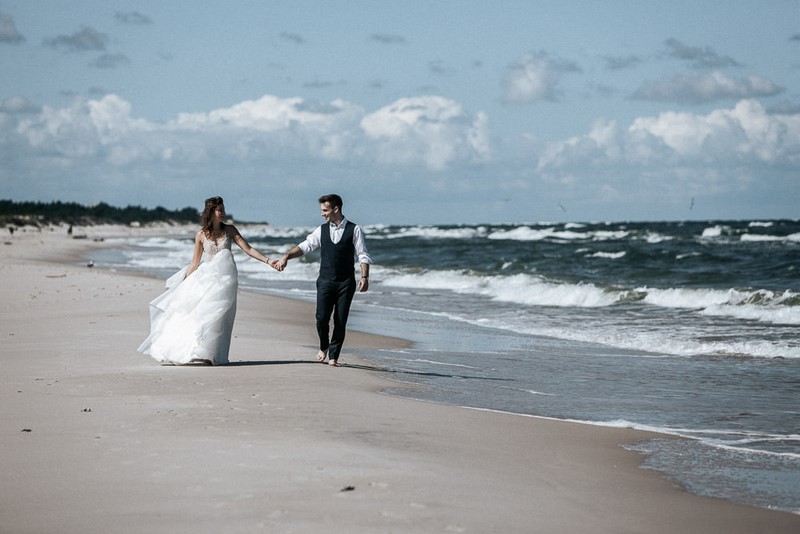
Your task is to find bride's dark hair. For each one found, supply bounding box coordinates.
[200,196,225,237]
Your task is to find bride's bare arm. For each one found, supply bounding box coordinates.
[185,230,204,278]
[228,225,277,268]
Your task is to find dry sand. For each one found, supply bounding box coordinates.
[1,226,798,533]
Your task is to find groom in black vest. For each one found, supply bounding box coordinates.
[276,194,372,366]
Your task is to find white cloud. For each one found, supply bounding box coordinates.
[537,119,622,171]
[533,101,799,219]
[7,93,489,171]
[360,96,490,170]
[503,52,580,104]
[629,100,800,162]
[538,99,800,172]
[632,70,783,104]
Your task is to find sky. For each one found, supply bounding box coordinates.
[1,1,799,225]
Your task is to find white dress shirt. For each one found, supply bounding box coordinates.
[298,218,372,265]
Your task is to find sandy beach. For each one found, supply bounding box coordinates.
[1,226,798,533]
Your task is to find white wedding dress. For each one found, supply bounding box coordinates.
[138,233,238,365]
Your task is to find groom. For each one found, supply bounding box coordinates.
[276,194,372,366]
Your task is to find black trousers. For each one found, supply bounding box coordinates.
[315,277,356,361]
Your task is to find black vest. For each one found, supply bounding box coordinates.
[319,221,356,282]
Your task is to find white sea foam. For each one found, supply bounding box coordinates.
[741,232,800,242]
[127,248,191,271]
[381,270,799,325]
[702,302,800,324]
[701,225,727,238]
[247,225,314,239]
[501,314,798,359]
[642,287,733,309]
[645,232,672,243]
[589,251,626,259]
[593,230,630,240]
[487,226,628,241]
[377,226,487,240]
[379,354,482,369]
[381,270,620,308]
[487,227,566,241]
[345,275,800,359]
[642,287,800,324]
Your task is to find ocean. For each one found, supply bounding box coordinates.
[91,218,800,514]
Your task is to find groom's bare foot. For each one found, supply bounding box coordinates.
[316,350,328,362]
[328,359,339,367]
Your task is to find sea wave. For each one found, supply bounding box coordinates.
[247,224,314,239]
[740,232,800,242]
[643,287,800,324]
[462,312,800,359]
[372,225,488,240]
[487,226,629,242]
[380,270,620,307]
[380,269,800,323]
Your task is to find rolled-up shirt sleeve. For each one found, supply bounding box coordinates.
[298,222,371,265]
[353,225,372,265]
[297,226,322,255]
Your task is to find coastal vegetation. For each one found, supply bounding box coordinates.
[1,199,201,228]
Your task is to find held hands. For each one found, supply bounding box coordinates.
[268,254,366,291]
[269,255,288,272]
[276,256,288,272]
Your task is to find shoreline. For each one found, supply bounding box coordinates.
[2,228,799,532]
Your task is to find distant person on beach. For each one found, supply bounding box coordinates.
[138,196,279,365]
[275,194,371,366]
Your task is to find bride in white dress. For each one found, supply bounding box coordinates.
[138,196,278,365]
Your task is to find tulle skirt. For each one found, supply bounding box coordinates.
[138,249,238,365]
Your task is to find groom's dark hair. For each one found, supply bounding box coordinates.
[319,194,343,209]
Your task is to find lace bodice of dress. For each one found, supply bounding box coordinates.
[202,232,232,257]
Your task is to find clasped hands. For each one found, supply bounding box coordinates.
[266,256,368,292]
[266,256,288,272]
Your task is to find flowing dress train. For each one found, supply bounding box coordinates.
[138,233,237,365]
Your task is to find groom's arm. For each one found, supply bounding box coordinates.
[276,245,303,271]
[277,226,322,271]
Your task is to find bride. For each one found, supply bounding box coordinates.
[138,196,278,365]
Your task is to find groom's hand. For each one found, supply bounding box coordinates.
[358,277,369,292]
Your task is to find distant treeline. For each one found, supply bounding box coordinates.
[1,199,200,227]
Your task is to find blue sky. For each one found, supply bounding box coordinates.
[1,1,798,225]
